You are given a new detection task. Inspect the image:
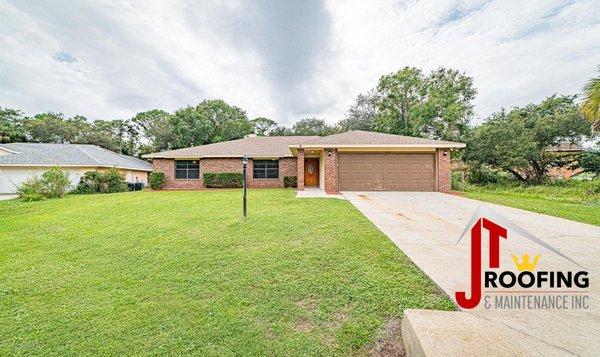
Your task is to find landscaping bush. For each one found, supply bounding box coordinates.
[203,172,243,188]
[16,167,71,201]
[149,172,165,190]
[16,177,47,201]
[101,168,127,193]
[283,176,297,188]
[75,168,127,194]
[75,171,102,194]
[41,167,71,198]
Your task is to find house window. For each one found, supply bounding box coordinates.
[253,160,279,179]
[175,160,199,179]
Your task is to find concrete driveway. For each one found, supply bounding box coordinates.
[343,191,600,356]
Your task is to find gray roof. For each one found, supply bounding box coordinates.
[0,143,152,171]
[143,136,319,159]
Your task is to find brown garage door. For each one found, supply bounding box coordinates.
[338,153,435,191]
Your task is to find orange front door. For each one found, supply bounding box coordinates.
[304,158,319,187]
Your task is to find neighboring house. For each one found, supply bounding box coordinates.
[143,130,465,193]
[0,143,152,199]
[546,142,584,179]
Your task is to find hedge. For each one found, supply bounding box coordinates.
[149,172,165,190]
[283,176,297,188]
[203,172,243,188]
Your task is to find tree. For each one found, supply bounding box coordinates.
[581,66,600,132]
[170,100,252,148]
[338,89,379,132]
[464,95,591,184]
[23,112,83,143]
[417,68,476,142]
[270,126,294,136]
[353,66,476,141]
[0,107,27,142]
[251,117,278,136]
[131,109,173,152]
[375,66,425,136]
[197,100,252,143]
[291,118,337,136]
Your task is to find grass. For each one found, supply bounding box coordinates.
[0,189,453,355]
[461,180,600,226]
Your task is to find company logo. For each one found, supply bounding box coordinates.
[455,205,589,310]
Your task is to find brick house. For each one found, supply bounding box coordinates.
[143,130,465,194]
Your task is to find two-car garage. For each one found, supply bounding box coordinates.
[337,152,436,191]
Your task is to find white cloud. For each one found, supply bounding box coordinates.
[0,0,598,125]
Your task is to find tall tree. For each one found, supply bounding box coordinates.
[132,109,173,152]
[291,118,337,136]
[417,68,476,141]
[464,95,591,184]
[0,107,27,143]
[251,117,278,136]
[581,66,600,132]
[170,100,252,148]
[375,66,425,135]
[338,89,379,132]
[24,112,82,143]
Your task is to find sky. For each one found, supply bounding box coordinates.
[1,0,599,126]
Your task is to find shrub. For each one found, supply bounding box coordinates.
[100,168,127,193]
[75,171,102,194]
[16,177,47,201]
[283,176,297,188]
[41,167,71,198]
[203,172,243,188]
[467,165,502,185]
[451,171,465,191]
[16,167,71,201]
[75,169,127,194]
[149,172,165,190]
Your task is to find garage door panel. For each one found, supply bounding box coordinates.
[338,153,435,191]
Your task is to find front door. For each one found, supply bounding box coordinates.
[304,158,319,187]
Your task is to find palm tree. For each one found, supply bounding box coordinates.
[581,66,600,132]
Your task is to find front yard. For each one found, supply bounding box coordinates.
[0,189,453,355]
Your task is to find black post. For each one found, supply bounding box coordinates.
[242,155,247,218]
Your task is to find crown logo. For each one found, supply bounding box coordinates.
[511,253,540,271]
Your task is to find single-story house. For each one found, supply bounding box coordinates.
[0,143,152,199]
[143,130,465,194]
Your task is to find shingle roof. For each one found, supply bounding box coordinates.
[143,136,320,159]
[0,143,152,171]
[299,130,465,147]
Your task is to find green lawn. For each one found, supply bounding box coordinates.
[462,181,600,226]
[0,189,453,355]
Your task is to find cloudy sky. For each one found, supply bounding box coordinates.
[1,0,599,126]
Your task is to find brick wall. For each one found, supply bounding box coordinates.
[297,149,305,190]
[324,148,338,194]
[152,158,202,190]
[437,149,451,193]
[151,157,297,189]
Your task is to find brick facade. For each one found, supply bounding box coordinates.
[297,149,305,190]
[436,149,451,193]
[323,148,338,194]
[152,157,297,189]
